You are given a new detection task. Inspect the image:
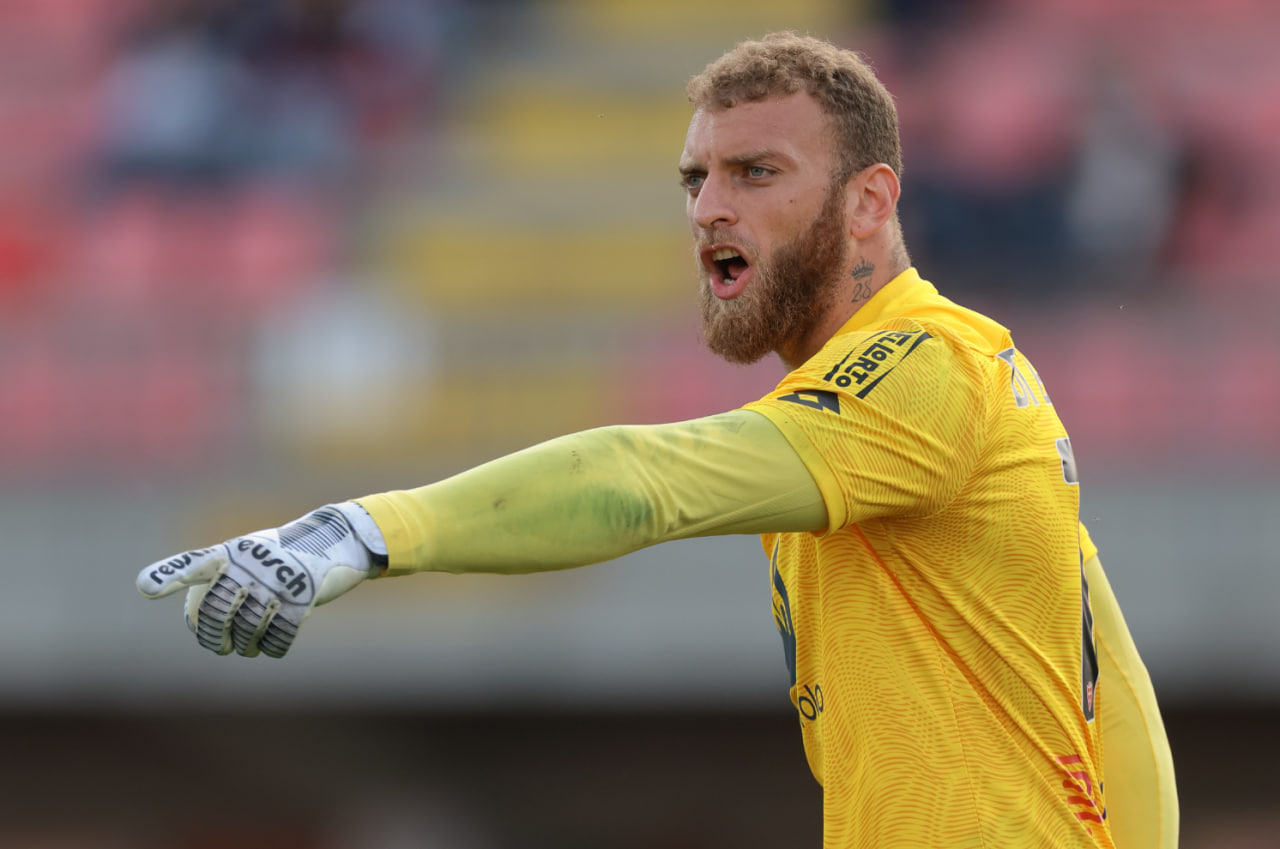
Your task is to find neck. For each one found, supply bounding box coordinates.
[776,248,909,371]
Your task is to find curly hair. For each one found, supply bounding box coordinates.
[686,32,902,184]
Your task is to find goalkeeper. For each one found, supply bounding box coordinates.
[138,32,1176,849]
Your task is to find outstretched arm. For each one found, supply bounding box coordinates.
[137,409,827,656]
[360,409,827,577]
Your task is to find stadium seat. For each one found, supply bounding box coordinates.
[223,186,334,312]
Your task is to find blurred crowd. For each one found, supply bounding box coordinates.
[0,0,1276,478]
[872,0,1280,298]
[0,0,469,476]
[90,0,449,190]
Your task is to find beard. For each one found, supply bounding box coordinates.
[698,180,849,365]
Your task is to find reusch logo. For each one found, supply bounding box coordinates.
[236,539,313,602]
[148,548,211,585]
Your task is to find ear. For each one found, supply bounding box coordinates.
[846,164,901,240]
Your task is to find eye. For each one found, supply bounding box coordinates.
[746,165,771,179]
[681,173,705,191]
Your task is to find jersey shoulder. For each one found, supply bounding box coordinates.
[787,312,992,406]
[806,318,939,399]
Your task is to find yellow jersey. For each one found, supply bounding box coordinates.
[746,269,1111,848]
[359,267,1173,846]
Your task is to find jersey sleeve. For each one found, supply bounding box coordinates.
[1087,553,1180,849]
[1080,520,1100,562]
[744,318,985,532]
[355,409,826,576]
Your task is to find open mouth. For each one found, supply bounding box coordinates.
[710,247,751,285]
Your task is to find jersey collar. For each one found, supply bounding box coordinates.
[835,267,935,336]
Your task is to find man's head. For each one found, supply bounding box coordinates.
[680,32,907,368]
[687,31,902,186]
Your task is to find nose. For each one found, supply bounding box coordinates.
[690,172,737,230]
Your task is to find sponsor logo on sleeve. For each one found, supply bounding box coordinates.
[821,330,932,398]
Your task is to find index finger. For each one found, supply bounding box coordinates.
[136,546,226,599]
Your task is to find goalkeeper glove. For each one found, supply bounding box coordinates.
[135,502,387,658]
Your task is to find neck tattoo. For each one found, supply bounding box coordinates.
[850,258,875,303]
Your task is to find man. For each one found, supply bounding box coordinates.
[138,32,1176,848]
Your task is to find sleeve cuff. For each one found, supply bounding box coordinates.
[743,402,846,534]
[352,492,434,577]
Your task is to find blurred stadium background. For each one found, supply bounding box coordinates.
[0,0,1277,846]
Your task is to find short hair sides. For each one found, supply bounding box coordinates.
[686,31,903,185]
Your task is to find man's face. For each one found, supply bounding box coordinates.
[680,92,850,365]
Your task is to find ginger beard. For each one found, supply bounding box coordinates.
[698,178,850,365]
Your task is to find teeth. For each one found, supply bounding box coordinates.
[711,248,741,262]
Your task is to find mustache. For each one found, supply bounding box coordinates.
[693,229,759,259]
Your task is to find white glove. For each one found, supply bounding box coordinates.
[136,503,388,658]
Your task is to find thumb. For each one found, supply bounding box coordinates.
[136,546,227,599]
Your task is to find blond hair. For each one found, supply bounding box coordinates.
[687,32,902,184]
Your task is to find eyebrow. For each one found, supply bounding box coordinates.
[723,148,791,168]
[678,148,794,176]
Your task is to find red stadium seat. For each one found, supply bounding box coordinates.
[0,344,62,468]
[72,188,171,307]
[222,186,334,312]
